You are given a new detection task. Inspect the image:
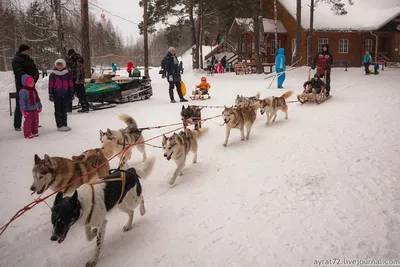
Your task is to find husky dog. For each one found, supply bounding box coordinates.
[259,90,294,125]
[180,105,203,130]
[99,114,147,169]
[162,127,209,185]
[235,91,261,113]
[31,151,110,196]
[50,156,155,267]
[222,105,256,147]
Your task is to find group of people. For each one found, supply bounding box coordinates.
[12,44,90,138]
[275,44,333,96]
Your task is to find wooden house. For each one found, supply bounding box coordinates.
[226,0,400,67]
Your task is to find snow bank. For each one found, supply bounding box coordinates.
[279,0,400,31]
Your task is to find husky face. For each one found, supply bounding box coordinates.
[181,105,201,126]
[222,106,235,124]
[50,191,80,244]
[31,154,56,194]
[162,133,182,161]
[259,99,271,115]
[99,128,117,144]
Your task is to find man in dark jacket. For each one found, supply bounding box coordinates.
[11,44,39,131]
[164,47,188,103]
[312,44,333,96]
[66,49,89,113]
[220,56,227,73]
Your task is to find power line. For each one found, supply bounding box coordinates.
[88,1,140,25]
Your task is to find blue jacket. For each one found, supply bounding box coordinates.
[19,74,42,111]
[363,54,371,64]
[275,48,286,72]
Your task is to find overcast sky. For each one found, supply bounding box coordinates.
[20,0,143,40]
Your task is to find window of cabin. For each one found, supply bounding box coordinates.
[271,39,281,55]
[365,39,373,52]
[318,38,329,52]
[339,39,349,53]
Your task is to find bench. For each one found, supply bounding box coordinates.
[9,92,17,116]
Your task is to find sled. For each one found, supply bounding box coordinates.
[180,81,187,96]
[297,69,331,105]
[189,94,211,100]
[73,75,153,111]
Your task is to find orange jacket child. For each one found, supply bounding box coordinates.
[194,76,211,95]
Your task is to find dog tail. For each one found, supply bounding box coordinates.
[255,91,261,100]
[119,114,138,129]
[281,90,294,100]
[192,127,209,140]
[135,156,156,179]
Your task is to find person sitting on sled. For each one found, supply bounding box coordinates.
[303,73,327,94]
[193,76,211,95]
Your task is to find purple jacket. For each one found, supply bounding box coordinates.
[19,88,42,111]
[48,68,74,97]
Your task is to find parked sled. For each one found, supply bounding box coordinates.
[73,75,153,110]
[297,69,331,104]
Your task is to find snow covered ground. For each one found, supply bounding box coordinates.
[0,61,400,267]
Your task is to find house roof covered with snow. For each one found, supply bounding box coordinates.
[228,18,288,34]
[278,0,400,31]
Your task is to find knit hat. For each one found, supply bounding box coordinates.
[67,49,75,55]
[18,44,30,53]
[168,46,176,52]
[21,74,34,86]
[54,58,66,67]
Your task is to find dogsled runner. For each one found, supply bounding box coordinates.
[73,75,153,111]
[297,69,332,104]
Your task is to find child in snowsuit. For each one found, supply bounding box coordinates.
[373,63,379,75]
[303,73,327,94]
[19,74,42,138]
[193,76,211,95]
[49,59,74,132]
[275,47,286,88]
[363,51,372,75]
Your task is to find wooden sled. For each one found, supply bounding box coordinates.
[297,69,332,105]
[189,93,211,100]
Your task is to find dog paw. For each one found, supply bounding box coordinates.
[179,172,183,176]
[241,138,245,141]
[168,179,175,185]
[122,225,132,232]
[223,143,227,147]
[86,259,97,267]
[140,207,146,216]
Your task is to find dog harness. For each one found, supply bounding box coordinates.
[85,171,127,225]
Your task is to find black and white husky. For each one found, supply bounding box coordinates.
[50,156,156,267]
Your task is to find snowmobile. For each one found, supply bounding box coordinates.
[297,69,331,104]
[73,75,153,110]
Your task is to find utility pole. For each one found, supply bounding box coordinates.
[143,0,149,77]
[307,0,315,66]
[81,0,91,78]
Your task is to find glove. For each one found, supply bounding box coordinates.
[71,94,75,101]
[22,111,28,118]
[49,94,54,102]
[168,75,173,82]
[311,65,316,70]
[38,108,42,113]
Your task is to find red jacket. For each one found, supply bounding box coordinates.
[312,44,333,75]
[127,62,133,72]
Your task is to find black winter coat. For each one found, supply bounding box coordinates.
[164,52,181,82]
[11,52,39,91]
[303,78,327,89]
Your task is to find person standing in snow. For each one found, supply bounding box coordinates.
[363,51,372,75]
[221,56,227,73]
[41,62,48,79]
[312,44,333,96]
[127,60,133,77]
[179,61,184,74]
[48,59,74,132]
[163,46,188,103]
[11,44,39,131]
[19,74,42,138]
[112,62,117,72]
[66,49,89,113]
[275,48,286,88]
